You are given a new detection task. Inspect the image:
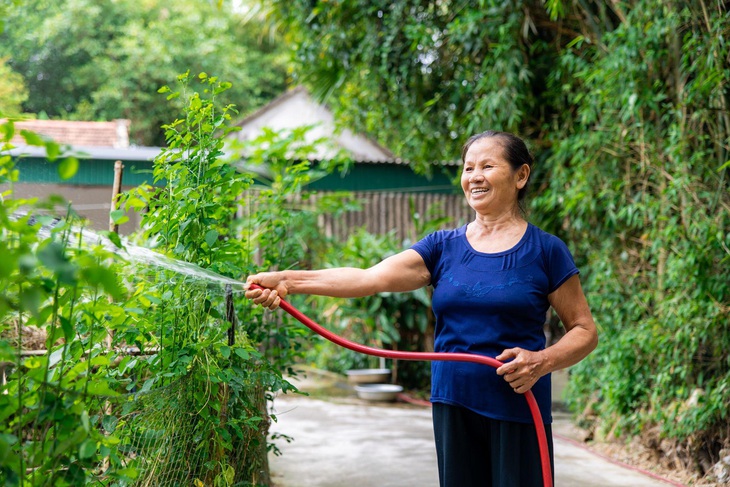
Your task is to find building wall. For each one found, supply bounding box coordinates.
[317,191,473,243]
[6,155,469,241]
[5,183,143,235]
[308,162,459,194]
[235,87,393,162]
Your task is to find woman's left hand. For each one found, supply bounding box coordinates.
[495,348,548,394]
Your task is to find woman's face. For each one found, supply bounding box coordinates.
[461,137,528,215]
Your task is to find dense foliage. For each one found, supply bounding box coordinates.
[0,122,131,486]
[541,3,730,476]
[263,0,730,478]
[3,0,729,481]
[0,0,289,145]
[0,73,348,485]
[259,0,555,166]
[0,58,27,117]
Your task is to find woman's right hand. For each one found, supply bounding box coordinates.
[244,272,288,310]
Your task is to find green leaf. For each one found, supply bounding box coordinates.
[79,439,96,459]
[110,209,129,225]
[204,229,219,247]
[140,378,155,393]
[59,315,74,342]
[0,434,20,470]
[58,156,79,180]
[19,286,42,317]
[80,410,90,432]
[0,120,15,141]
[101,230,124,249]
[37,241,71,273]
[86,380,119,396]
[20,129,45,146]
[82,266,125,301]
[125,196,148,210]
[223,465,234,484]
[45,140,61,161]
[102,415,118,434]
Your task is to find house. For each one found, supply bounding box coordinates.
[5,91,471,240]
[4,119,158,234]
[232,86,470,241]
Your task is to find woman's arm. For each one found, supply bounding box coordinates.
[244,249,431,309]
[496,274,598,394]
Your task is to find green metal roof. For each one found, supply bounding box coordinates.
[308,161,459,194]
[10,146,160,187]
[9,146,460,194]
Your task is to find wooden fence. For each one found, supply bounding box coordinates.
[289,190,473,243]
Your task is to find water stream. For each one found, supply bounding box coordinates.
[31,215,248,293]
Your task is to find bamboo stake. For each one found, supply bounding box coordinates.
[109,160,124,233]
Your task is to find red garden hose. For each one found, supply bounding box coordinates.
[250,284,553,487]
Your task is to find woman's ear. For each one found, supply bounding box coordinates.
[516,164,531,189]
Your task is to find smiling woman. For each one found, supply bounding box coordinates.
[245,130,598,487]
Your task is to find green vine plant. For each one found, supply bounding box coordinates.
[529,2,730,477]
[1,72,351,486]
[1,118,133,485]
[117,71,355,485]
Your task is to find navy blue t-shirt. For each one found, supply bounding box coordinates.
[410,223,578,424]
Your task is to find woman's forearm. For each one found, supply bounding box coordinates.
[281,268,381,298]
[541,324,598,375]
[245,249,431,309]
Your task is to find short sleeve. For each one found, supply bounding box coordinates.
[410,231,441,280]
[544,235,579,293]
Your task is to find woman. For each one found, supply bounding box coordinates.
[245,130,598,487]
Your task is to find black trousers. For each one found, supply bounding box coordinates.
[432,403,554,487]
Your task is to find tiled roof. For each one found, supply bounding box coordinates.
[9,119,131,148]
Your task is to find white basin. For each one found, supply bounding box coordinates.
[354,383,404,402]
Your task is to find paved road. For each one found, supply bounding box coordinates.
[268,371,676,487]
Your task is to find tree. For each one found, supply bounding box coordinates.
[258,0,566,165]
[0,0,290,145]
[537,1,730,477]
[0,58,27,117]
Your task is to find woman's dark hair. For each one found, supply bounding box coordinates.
[460,130,533,202]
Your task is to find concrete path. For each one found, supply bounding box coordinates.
[268,371,676,487]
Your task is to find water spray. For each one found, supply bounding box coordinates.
[249,284,553,487]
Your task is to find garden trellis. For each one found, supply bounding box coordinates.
[1,73,310,486]
[1,219,268,486]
